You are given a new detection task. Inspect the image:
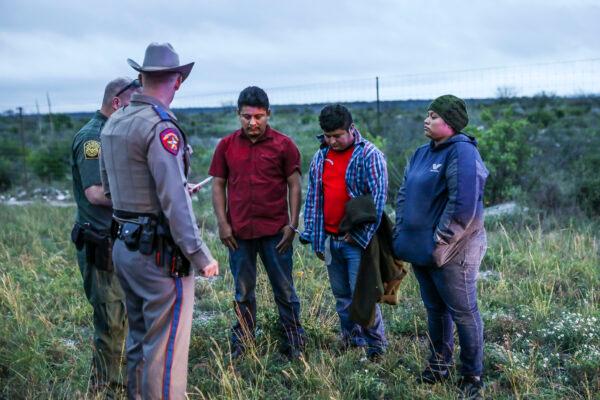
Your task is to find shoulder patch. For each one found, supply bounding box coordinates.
[159,128,180,155]
[84,140,101,159]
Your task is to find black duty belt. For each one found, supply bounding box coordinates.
[112,210,190,278]
[113,209,158,221]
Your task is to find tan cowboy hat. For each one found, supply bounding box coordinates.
[127,42,194,82]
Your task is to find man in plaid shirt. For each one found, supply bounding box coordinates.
[301,104,388,360]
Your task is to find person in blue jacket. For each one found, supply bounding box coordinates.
[392,95,489,399]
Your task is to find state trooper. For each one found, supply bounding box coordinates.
[100,42,219,399]
[70,76,140,396]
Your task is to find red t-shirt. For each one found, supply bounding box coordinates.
[208,126,301,239]
[323,145,354,234]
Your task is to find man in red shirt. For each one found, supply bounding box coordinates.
[209,86,305,360]
[301,104,388,361]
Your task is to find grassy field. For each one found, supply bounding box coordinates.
[0,198,598,399]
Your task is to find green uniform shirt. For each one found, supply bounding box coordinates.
[71,111,112,231]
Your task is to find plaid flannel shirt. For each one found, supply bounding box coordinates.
[300,127,388,254]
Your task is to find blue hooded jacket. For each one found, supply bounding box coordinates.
[392,133,489,267]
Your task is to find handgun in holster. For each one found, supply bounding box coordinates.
[82,224,113,272]
[155,219,190,278]
[110,219,120,241]
[70,223,85,251]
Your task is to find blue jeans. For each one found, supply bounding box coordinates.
[327,238,387,354]
[412,234,486,377]
[229,233,305,352]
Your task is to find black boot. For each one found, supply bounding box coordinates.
[418,367,450,384]
[458,375,483,400]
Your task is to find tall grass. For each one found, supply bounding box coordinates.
[0,204,598,399]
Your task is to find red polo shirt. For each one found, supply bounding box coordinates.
[209,126,301,239]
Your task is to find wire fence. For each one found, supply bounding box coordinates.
[3,58,600,114]
[171,58,600,109]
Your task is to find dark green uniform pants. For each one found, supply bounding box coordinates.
[77,249,127,391]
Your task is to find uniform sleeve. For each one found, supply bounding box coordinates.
[282,138,302,177]
[208,137,229,178]
[146,122,214,270]
[435,143,479,245]
[99,144,110,197]
[75,137,103,190]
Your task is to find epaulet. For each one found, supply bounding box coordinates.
[151,104,187,149]
[152,105,172,122]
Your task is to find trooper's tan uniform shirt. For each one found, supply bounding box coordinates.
[101,93,212,267]
[100,93,213,400]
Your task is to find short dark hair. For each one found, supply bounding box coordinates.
[102,77,134,107]
[319,104,353,132]
[237,86,269,110]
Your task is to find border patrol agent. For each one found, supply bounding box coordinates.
[100,43,219,399]
[71,77,141,395]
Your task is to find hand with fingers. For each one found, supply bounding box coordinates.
[198,259,219,277]
[218,221,238,250]
[187,183,201,196]
[276,225,296,253]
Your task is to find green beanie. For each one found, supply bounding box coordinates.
[428,94,469,133]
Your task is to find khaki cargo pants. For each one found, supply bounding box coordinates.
[112,239,195,400]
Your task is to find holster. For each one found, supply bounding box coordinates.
[70,223,85,251]
[155,219,190,278]
[138,217,156,255]
[72,223,113,272]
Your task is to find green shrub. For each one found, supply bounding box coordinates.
[472,107,533,204]
[576,152,600,216]
[27,140,70,182]
[527,107,556,128]
[0,139,26,191]
[52,114,73,130]
[0,159,13,191]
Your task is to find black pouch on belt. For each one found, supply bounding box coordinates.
[120,222,141,251]
[138,217,156,255]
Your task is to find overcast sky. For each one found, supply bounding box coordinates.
[1,0,599,112]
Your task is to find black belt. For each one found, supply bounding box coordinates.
[113,209,158,220]
[326,231,346,240]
